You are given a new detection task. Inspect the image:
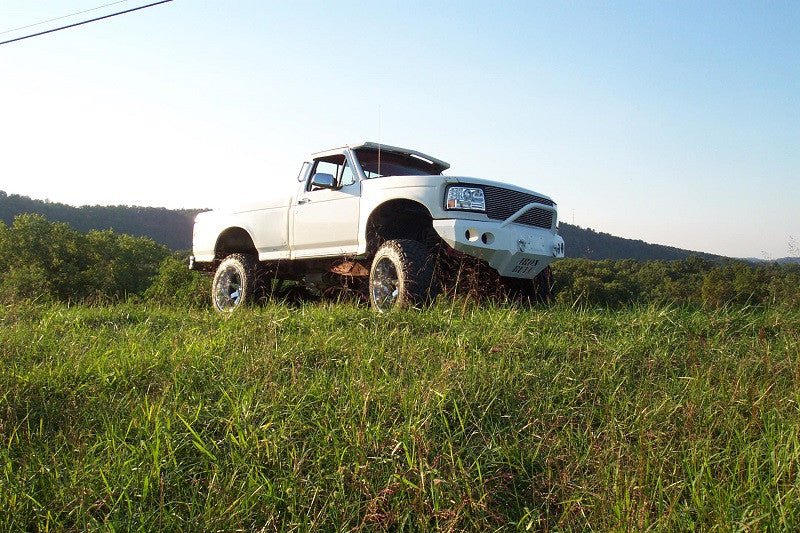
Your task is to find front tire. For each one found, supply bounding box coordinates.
[534,266,554,303]
[500,266,554,305]
[211,254,259,312]
[369,239,438,312]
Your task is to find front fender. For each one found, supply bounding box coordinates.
[358,180,448,255]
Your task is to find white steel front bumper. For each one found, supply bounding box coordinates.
[432,206,565,279]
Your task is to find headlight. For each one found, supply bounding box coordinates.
[445,186,485,211]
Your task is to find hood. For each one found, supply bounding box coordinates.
[369,174,555,204]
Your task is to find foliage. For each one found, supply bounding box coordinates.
[0,214,169,303]
[145,254,209,308]
[552,257,800,308]
[1,303,799,530]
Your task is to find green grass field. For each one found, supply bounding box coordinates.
[1,301,799,531]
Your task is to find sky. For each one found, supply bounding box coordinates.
[1,1,798,259]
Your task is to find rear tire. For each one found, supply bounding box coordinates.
[211,253,259,312]
[369,239,438,312]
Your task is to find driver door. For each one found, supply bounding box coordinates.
[291,153,361,258]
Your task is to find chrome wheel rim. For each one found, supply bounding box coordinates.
[214,267,242,311]
[370,257,400,312]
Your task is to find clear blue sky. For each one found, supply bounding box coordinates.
[1,1,798,258]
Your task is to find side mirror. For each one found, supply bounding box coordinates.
[310,172,337,189]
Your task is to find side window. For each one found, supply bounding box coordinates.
[340,160,356,187]
[314,160,341,179]
[308,155,344,191]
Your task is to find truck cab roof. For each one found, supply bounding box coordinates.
[311,142,451,173]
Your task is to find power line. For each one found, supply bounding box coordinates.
[0,1,131,36]
[0,0,174,47]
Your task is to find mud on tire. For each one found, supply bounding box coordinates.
[211,253,260,312]
[369,239,439,312]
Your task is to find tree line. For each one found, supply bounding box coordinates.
[1,214,798,309]
[4,190,726,261]
[0,214,205,306]
[0,191,200,250]
[551,257,800,308]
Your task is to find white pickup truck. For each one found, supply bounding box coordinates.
[190,142,565,311]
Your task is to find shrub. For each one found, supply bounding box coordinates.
[0,214,169,303]
[145,255,209,308]
[552,257,799,309]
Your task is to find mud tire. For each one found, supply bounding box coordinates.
[369,239,439,312]
[211,253,260,312]
[501,266,554,305]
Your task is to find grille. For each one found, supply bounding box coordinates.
[483,185,555,229]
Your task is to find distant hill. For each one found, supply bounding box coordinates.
[557,223,722,261]
[2,190,722,260]
[0,191,203,251]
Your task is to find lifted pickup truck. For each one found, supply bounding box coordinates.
[190,142,565,311]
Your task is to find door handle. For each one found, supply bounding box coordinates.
[298,198,310,205]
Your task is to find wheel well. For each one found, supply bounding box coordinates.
[215,227,257,259]
[366,200,436,256]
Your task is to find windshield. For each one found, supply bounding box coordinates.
[354,148,443,178]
